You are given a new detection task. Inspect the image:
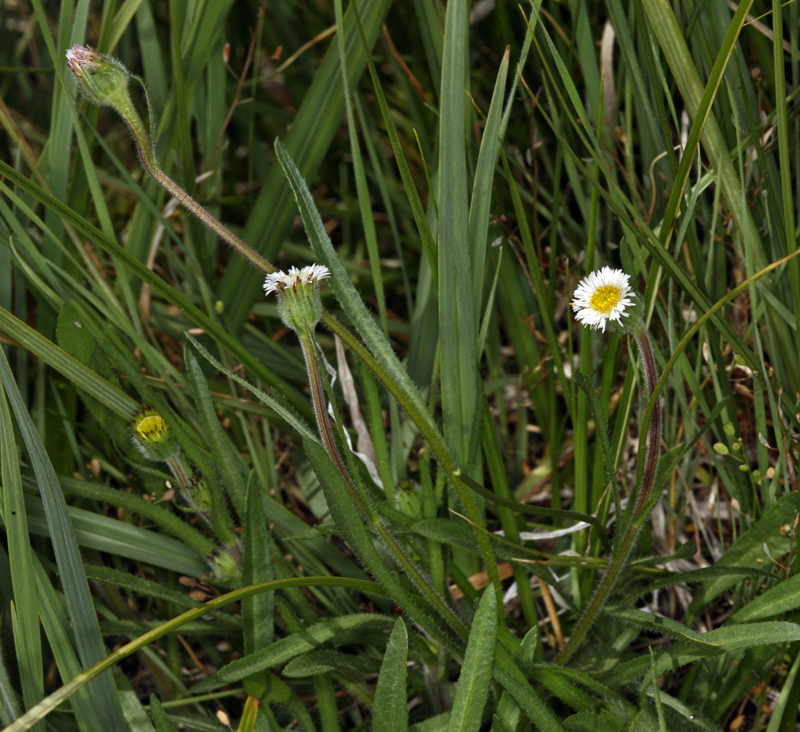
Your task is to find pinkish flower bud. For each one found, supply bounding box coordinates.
[66,45,131,108]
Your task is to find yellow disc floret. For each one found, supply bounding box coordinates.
[589,285,622,315]
[134,410,168,442]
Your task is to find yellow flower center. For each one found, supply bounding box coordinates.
[135,414,167,441]
[590,286,622,314]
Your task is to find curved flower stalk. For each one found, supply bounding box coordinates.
[66,45,273,275]
[556,268,662,666]
[262,267,466,634]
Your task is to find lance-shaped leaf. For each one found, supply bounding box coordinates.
[447,591,498,732]
[373,619,409,732]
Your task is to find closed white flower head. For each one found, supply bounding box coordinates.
[571,266,633,332]
[263,264,330,295]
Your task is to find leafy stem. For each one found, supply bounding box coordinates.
[297,328,469,639]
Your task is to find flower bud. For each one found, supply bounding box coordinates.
[130,409,180,462]
[66,45,131,108]
[263,264,330,335]
[188,473,213,513]
[396,480,423,520]
[209,548,241,581]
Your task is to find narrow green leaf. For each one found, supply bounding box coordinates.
[373,619,409,732]
[573,371,618,527]
[149,696,179,732]
[0,347,125,730]
[621,565,774,603]
[283,650,380,678]
[631,541,697,568]
[765,646,800,732]
[242,474,275,698]
[0,161,310,419]
[11,491,208,576]
[302,436,464,654]
[273,140,445,456]
[605,608,722,648]
[33,560,109,732]
[185,334,316,443]
[114,668,155,732]
[219,0,394,329]
[654,398,730,495]
[438,0,477,465]
[0,305,139,420]
[605,622,800,687]
[469,46,509,327]
[83,566,240,624]
[730,573,800,624]
[185,345,245,526]
[0,630,22,725]
[491,646,566,732]
[194,614,395,691]
[350,2,439,284]
[0,380,43,729]
[3,577,387,732]
[447,591,498,732]
[457,469,605,536]
[648,0,755,250]
[333,0,387,333]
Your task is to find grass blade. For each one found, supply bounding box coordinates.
[437,0,477,465]
[0,347,126,730]
[0,381,43,730]
[218,0,394,329]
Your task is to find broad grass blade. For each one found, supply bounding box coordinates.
[438,0,477,465]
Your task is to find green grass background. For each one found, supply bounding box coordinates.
[0,0,799,729]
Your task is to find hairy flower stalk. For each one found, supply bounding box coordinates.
[556,269,662,666]
[264,267,467,636]
[66,45,273,275]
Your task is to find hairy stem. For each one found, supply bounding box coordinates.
[632,327,662,515]
[555,325,662,666]
[297,330,467,639]
[111,90,274,275]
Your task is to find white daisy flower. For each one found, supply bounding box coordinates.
[571,266,634,332]
[263,264,330,295]
[263,264,330,333]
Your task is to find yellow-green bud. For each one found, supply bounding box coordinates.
[210,549,241,581]
[396,480,423,520]
[263,264,330,335]
[66,45,131,108]
[130,409,180,462]
[189,473,213,513]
